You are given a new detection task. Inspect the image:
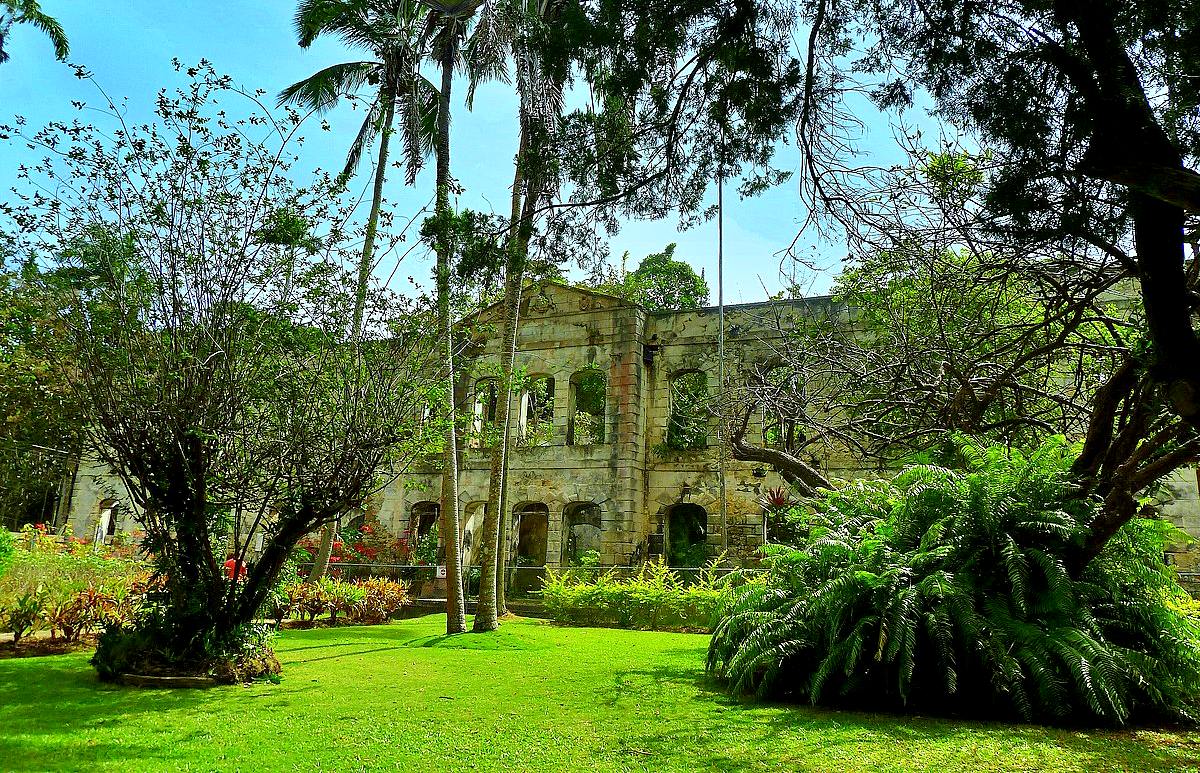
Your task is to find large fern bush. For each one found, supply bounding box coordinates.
[707,439,1200,725]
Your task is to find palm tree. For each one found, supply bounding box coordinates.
[0,0,68,64]
[468,0,568,631]
[424,0,485,635]
[281,0,437,339]
[280,0,437,583]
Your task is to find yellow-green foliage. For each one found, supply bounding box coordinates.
[541,557,746,631]
[0,543,154,642]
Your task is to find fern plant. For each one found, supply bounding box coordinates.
[707,437,1200,725]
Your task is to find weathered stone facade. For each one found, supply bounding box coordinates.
[63,280,1200,570]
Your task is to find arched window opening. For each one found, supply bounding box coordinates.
[561,502,602,565]
[411,501,440,539]
[513,503,549,566]
[472,378,500,447]
[666,370,709,450]
[342,512,366,536]
[518,376,555,447]
[567,369,606,446]
[666,503,708,567]
[462,501,488,567]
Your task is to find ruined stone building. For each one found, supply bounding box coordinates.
[63,280,1200,569]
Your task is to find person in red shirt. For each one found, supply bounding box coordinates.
[223,552,248,581]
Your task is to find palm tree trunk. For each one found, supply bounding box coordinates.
[308,85,396,584]
[473,133,527,630]
[435,25,467,635]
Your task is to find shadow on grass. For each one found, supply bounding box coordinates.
[0,655,322,772]
[603,660,1200,772]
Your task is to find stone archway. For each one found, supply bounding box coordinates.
[561,501,603,565]
[665,503,708,567]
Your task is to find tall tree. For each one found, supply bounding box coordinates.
[593,243,710,311]
[425,1,484,635]
[280,0,437,581]
[793,0,1200,437]
[731,149,1199,564]
[0,0,68,65]
[1,66,438,677]
[465,0,569,631]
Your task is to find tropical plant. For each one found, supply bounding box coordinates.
[351,577,409,624]
[467,0,572,631]
[2,589,43,645]
[0,0,68,65]
[708,438,1200,725]
[542,557,740,632]
[423,0,484,636]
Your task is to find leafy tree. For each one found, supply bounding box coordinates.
[626,244,709,311]
[597,244,710,311]
[0,0,68,65]
[0,257,84,530]
[794,0,1200,438]
[0,66,437,677]
[730,150,1199,563]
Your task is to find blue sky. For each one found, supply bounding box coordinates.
[0,2,917,303]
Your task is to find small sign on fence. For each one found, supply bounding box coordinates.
[436,565,447,579]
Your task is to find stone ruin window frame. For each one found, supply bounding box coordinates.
[758,364,807,452]
[665,368,711,451]
[517,374,556,448]
[567,367,608,446]
[472,377,501,448]
[561,500,603,565]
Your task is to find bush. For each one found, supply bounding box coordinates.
[541,558,740,631]
[707,438,1200,726]
[93,613,280,684]
[350,578,409,624]
[0,542,153,646]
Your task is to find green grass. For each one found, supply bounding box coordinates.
[2,615,1199,772]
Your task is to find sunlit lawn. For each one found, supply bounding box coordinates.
[2,615,1199,771]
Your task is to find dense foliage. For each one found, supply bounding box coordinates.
[0,536,151,647]
[0,261,84,530]
[542,559,739,632]
[0,529,12,578]
[708,440,1200,725]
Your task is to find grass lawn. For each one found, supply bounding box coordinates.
[2,615,1199,772]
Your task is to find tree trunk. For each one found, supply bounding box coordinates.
[474,133,529,631]
[435,25,467,635]
[307,521,336,583]
[308,85,396,583]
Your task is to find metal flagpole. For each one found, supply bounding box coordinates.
[717,135,728,552]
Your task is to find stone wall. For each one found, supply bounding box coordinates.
[61,281,1200,570]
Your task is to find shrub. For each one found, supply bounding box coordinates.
[93,614,280,684]
[2,591,45,645]
[351,578,409,624]
[541,558,740,631]
[321,578,365,626]
[288,582,329,623]
[707,438,1200,725]
[0,544,146,609]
